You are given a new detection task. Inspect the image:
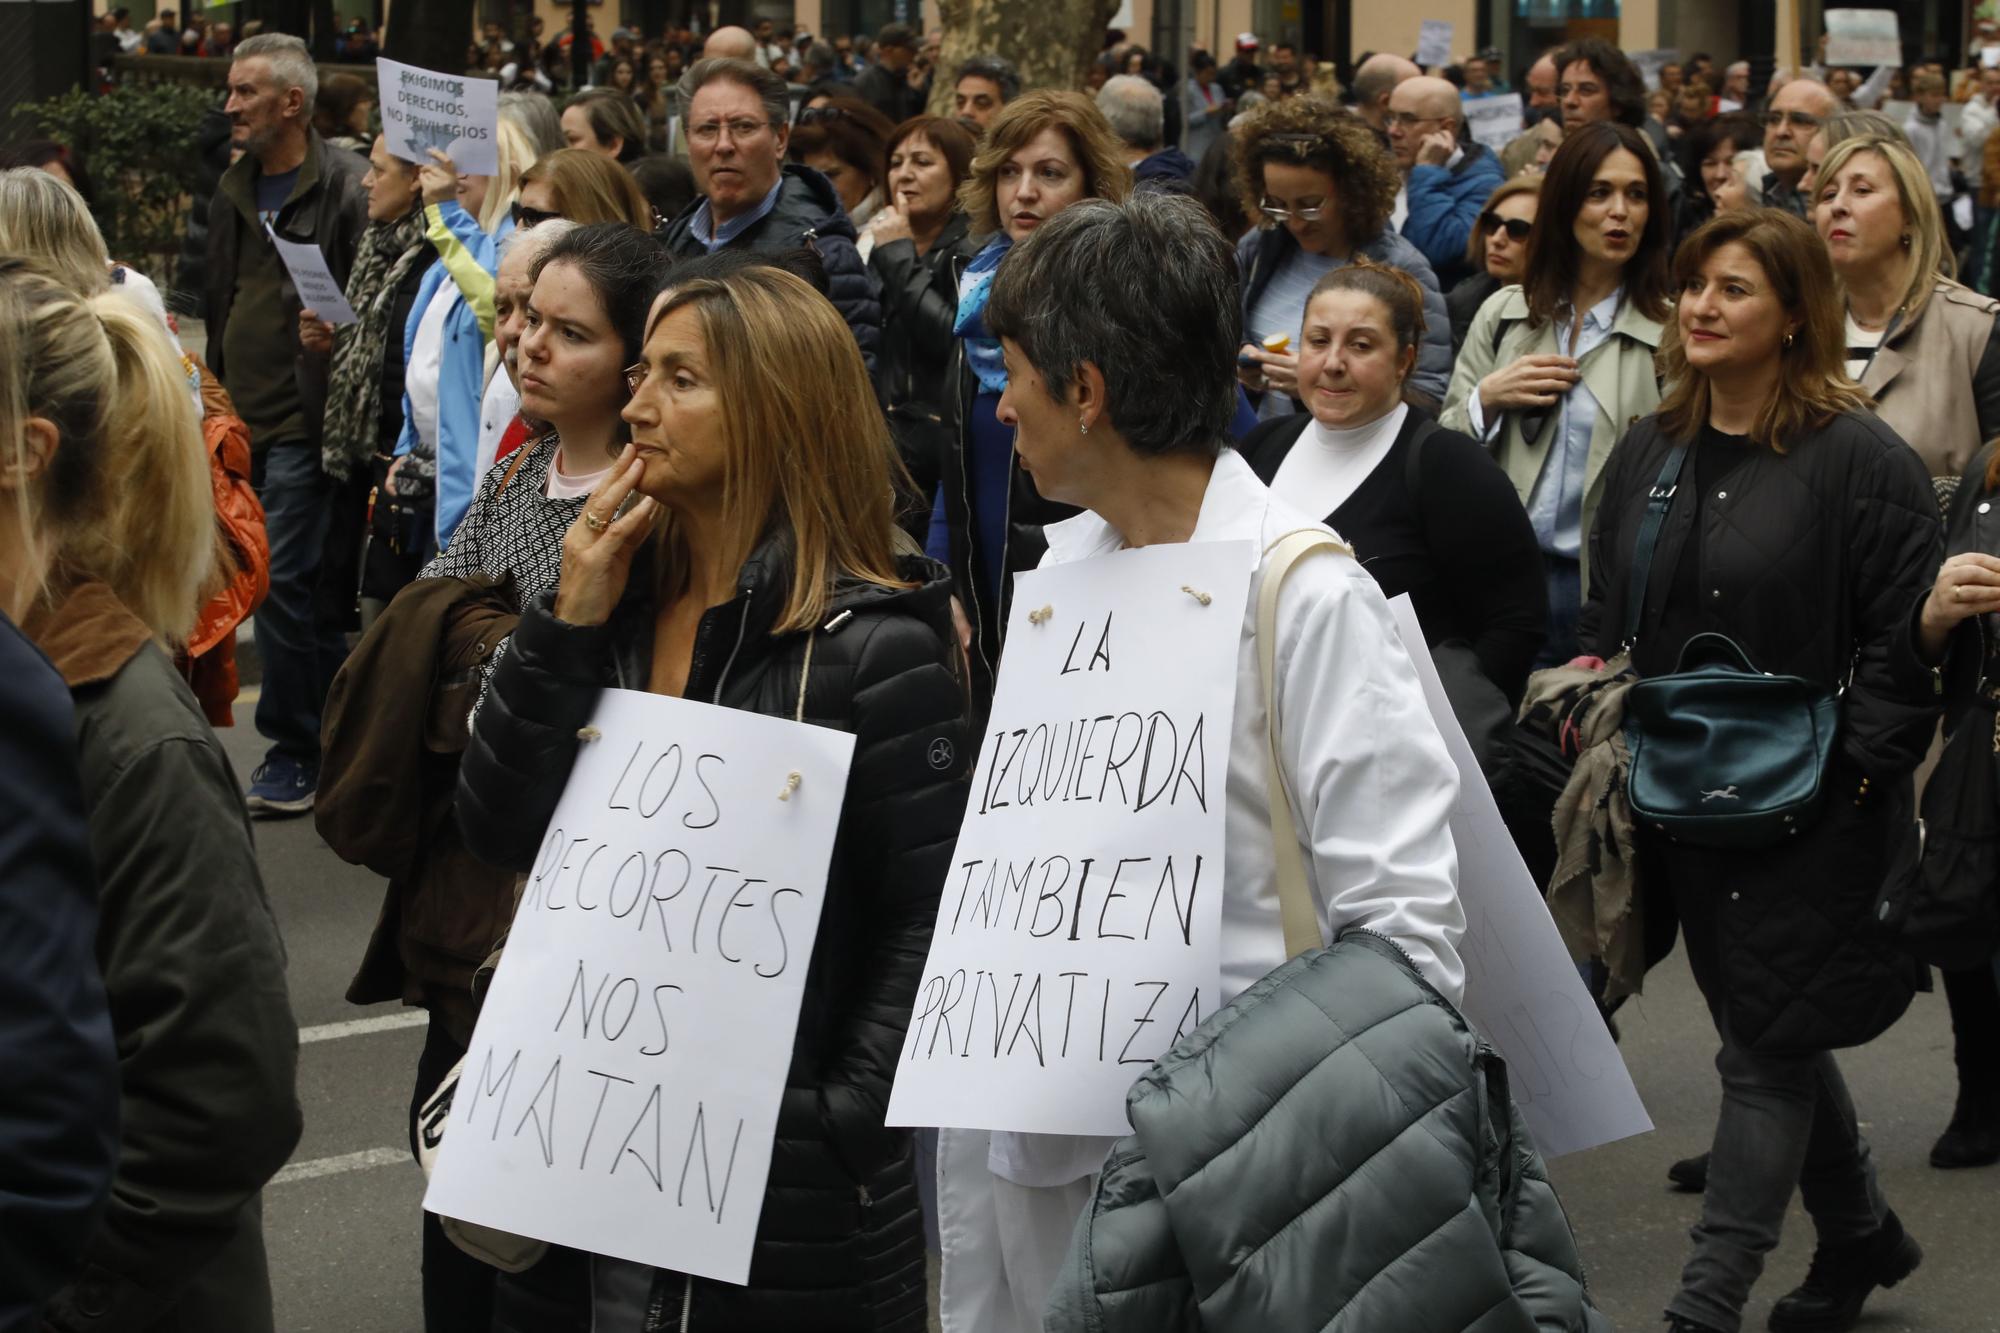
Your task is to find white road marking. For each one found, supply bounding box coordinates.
[298,1010,429,1045]
[270,1146,408,1187]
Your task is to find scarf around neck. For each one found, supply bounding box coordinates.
[954,234,1012,394]
[322,207,434,480]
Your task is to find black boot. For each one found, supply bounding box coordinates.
[1665,1317,1725,1333]
[1667,1150,1709,1192]
[1767,1210,1922,1333]
[1929,1087,2000,1169]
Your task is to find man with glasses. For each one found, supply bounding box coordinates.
[1760,77,1837,217]
[1387,75,1502,288]
[657,58,881,369]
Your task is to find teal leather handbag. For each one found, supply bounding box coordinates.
[1621,444,1842,849]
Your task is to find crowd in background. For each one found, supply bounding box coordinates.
[6,12,2000,1333]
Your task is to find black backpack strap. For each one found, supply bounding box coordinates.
[1621,442,1690,651]
[1403,413,1440,516]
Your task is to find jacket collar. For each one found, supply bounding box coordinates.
[20,577,153,690]
[1487,283,1665,349]
[1042,449,1287,570]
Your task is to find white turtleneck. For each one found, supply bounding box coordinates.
[1268,401,1408,520]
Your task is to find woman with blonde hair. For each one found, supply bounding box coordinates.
[1446,174,1541,350]
[512,146,654,230]
[926,89,1132,697]
[1815,133,2000,480]
[6,259,301,1333]
[456,257,969,1330]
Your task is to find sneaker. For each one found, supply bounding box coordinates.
[1668,1151,1709,1193]
[1767,1210,1922,1333]
[1929,1089,2000,1169]
[246,754,317,817]
[1665,1318,1725,1333]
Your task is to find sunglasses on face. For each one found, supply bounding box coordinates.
[1481,212,1532,241]
[511,202,560,229]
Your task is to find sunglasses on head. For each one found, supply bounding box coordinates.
[1481,212,1532,241]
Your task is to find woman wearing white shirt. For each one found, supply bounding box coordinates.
[936,189,1467,1333]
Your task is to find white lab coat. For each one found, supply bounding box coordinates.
[937,448,1468,1333]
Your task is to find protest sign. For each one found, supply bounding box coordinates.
[1630,48,1678,91]
[887,542,1254,1137]
[1386,596,1651,1158]
[1463,92,1525,151]
[423,689,855,1284]
[1416,18,1455,68]
[1825,9,1902,67]
[377,56,499,175]
[267,229,356,326]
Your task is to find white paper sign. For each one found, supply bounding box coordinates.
[887,542,1254,1137]
[377,56,499,175]
[1416,18,1455,68]
[1825,9,1902,68]
[1630,48,1678,91]
[1385,597,1651,1158]
[1463,92,1526,151]
[1982,44,2000,68]
[423,690,856,1285]
[266,229,356,326]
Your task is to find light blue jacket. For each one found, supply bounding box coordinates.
[394,200,512,548]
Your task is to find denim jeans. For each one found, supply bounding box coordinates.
[1534,553,1582,669]
[1668,1009,1888,1331]
[250,439,349,768]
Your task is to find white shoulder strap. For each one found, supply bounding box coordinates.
[1258,527,1351,961]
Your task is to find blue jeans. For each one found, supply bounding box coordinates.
[250,438,349,768]
[1534,553,1582,669]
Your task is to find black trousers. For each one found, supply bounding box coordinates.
[1943,960,2000,1097]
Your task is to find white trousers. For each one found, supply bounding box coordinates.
[935,1128,1097,1333]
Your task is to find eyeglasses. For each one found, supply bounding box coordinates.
[1481,212,1532,241]
[511,202,559,229]
[622,362,649,396]
[1763,109,1822,129]
[689,117,774,145]
[1259,198,1328,222]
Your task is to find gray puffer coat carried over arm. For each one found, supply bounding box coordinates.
[1047,931,1610,1333]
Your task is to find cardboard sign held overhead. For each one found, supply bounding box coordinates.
[424,689,856,1285]
[1416,18,1455,68]
[377,57,499,176]
[1824,9,1902,67]
[887,542,1254,1138]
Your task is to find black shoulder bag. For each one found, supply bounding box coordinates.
[1620,443,1843,849]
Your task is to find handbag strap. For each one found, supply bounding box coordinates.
[1259,527,1350,960]
[1621,442,1691,651]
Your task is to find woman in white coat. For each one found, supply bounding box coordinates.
[933,189,1469,1332]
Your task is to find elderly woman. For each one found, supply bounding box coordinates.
[1582,209,1939,1333]
[1233,95,1455,414]
[6,262,301,1333]
[1816,134,2000,480]
[935,188,1470,1333]
[457,259,969,1331]
[1443,121,1674,665]
[1446,175,1540,351]
[864,114,980,537]
[925,90,1132,696]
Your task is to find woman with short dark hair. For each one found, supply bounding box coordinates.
[1231,95,1454,412]
[788,96,897,233]
[1443,120,1674,665]
[1583,208,1939,1333]
[1678,112,1764,236]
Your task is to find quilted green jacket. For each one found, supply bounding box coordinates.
[1046,931,1611,1333]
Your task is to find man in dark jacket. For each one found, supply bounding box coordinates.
[659,58,881,370]
[205,33,368,820]
[1388,76,1506,289]
[1097,74,1195,191]
[0,616,118,1331]
[852,22,924,123]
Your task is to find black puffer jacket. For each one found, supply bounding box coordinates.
[659,165,883,373]
[869,212,978,540]
[1579,411,1942,1052]
[457,535,970,1332]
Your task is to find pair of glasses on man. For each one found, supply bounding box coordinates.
[1481,212,1533,241]
[511,202,560,229]
[1762,109,1822,130]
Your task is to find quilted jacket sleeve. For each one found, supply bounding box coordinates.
[455,593,611,871]
[817,230,883,376]
[1843,423,1948,779]
[802,612,969,1163]
[1043,1142,1200,1333]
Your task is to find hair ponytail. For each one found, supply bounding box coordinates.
[60,292,215,644]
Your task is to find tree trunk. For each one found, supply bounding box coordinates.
[384,0,478,74]
[926,0,1120,117]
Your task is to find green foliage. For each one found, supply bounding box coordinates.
[18,82,219,283]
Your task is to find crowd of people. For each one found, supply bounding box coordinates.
[5,14,2000,1333]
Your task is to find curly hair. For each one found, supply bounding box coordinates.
[1232,97,1399,246]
